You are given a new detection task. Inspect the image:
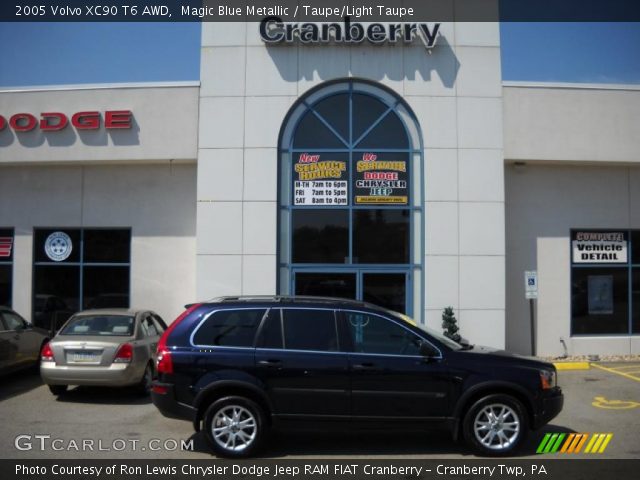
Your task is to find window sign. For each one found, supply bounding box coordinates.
[0,233,13,259]
[572,231,627,264]
[588,275,614,315]
[293,152,348,206]
[44,231,73,262]
[354,152,408,205]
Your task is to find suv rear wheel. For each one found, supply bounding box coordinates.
[203,396,266,458]
[462,394,527,456]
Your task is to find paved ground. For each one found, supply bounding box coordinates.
[0,363,638,459]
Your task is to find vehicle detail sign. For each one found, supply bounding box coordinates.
[354,153,408,204]
[293,153,348,206]
[572,231,627,263]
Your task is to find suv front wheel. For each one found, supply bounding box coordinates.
[462,394,528,456]
[203,396,266,458]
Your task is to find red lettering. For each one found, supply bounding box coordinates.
[105,110,132,129]
[71,111,100,130]
[9,113,37,132]
[298,153,320,163]
[364,172,398,180]
[39,112,68,131]
[362,153,377,161]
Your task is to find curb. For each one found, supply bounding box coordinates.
[553,362,591,371]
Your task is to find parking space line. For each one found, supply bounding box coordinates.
[605,364,640,371]
[591,363,640,382]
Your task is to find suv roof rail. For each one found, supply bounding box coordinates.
[204,295,375,308]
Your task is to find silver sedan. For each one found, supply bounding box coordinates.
[40,309,167,396]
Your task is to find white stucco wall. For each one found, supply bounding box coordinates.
[505,164,640,356]
[504,83,640,164]
[197,22,506,348]
[504,84,640,356]
[0,164,197,325]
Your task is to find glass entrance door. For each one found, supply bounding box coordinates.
[293,270,409,314]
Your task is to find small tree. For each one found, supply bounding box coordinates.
[442,306,461,342]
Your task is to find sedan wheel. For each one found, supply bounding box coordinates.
[137,363,153,395]
[48,385,67,396]
[203,396,266,458]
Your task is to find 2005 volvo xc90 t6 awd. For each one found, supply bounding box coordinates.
[151,296,563,457]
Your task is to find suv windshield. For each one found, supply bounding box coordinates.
[387,311,463,351]
[60,315,135,336]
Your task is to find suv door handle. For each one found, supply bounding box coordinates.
[352,362,379,371]
[258,359,282,368]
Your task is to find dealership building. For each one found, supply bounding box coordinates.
[1,21,639,356]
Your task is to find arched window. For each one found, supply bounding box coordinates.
[278,80,423,319]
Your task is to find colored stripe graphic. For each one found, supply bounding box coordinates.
[538,433,613,454]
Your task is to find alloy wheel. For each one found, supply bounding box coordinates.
[473,403,520,450]
[211,405,257,453]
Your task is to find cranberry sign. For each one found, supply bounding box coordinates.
[0,110,132,132]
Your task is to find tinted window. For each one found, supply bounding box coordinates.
[0,265,11,307]
[312,94,349,141]
[193,309,266,347]
[283,309,338,352]
[0,229,13,307]
[571,267,628,334]
[356,111,409,149]
[352,93,389,141]
[60,315,135,336]
[345,311,422,355]
[292,209,349,263]
[83,266,129,309]
[2,312,25,331]
[293,110,344,149]
[295,272,356,299]
[353,209,410,263]
[83,229,130,263]
[257,310,283,349]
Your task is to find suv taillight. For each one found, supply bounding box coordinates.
[156,303,201,375]
[156,348,173,374]
[41,342,55,362]
[114,343,133,363]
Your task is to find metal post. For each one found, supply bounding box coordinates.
[529,298,536,356]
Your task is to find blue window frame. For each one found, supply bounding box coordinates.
[277,80,424,319]
[32,227,131,331]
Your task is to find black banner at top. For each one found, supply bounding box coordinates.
[2,0,640,22]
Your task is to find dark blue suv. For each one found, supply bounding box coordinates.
[151,296,563,457]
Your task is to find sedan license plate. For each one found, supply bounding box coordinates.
[72,352,99,362]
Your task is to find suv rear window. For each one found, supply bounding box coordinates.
[192,309,266,347]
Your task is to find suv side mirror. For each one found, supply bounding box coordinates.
[419,340,439,359]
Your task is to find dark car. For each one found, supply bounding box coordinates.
[151,296,563,458]
[0,306,49,375]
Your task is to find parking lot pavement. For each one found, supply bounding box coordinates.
[0,364,638,459]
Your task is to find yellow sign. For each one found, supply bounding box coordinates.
[355,195,408,204]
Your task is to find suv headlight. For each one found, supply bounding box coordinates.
[540,369,557,390]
